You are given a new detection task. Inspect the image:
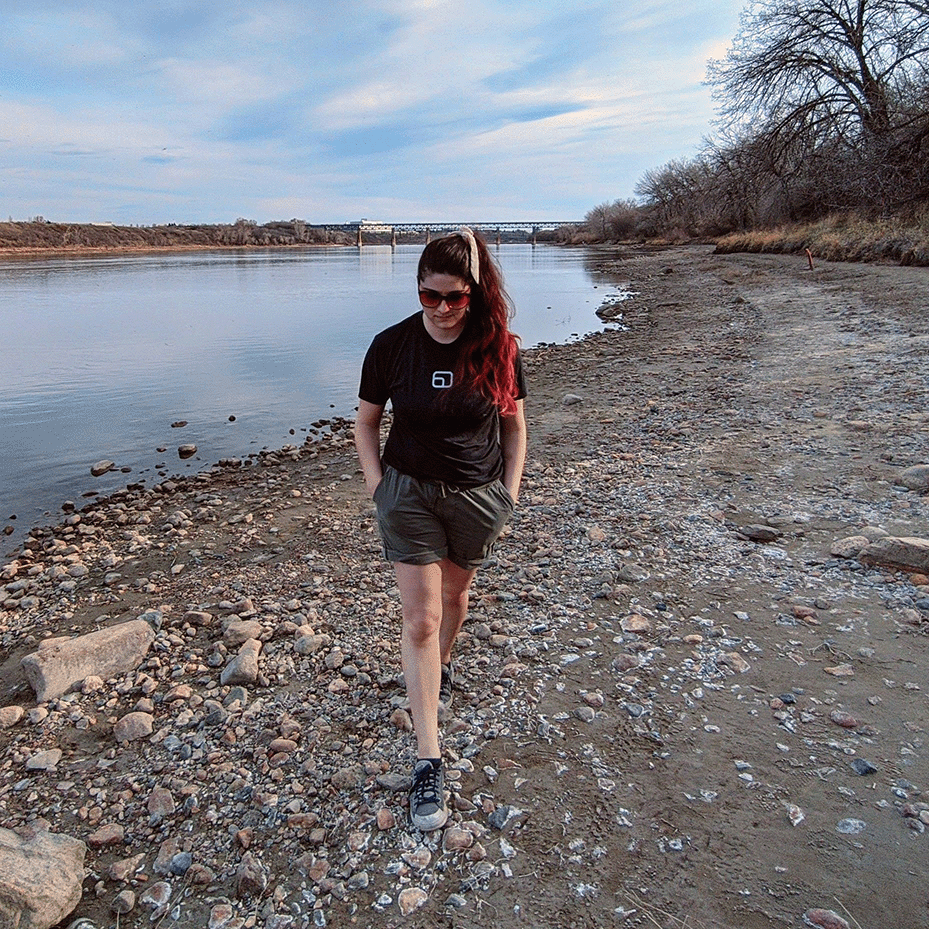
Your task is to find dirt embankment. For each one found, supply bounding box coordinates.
[1,245,928,929]
[0,220,352,257]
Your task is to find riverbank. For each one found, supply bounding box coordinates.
[0,242,349,261]
[1,244,928,929]
[0,220,354,256]
[714,213,929,266]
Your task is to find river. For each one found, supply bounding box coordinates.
[0,244,627,544]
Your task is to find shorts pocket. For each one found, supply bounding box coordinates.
[495,479,516,510]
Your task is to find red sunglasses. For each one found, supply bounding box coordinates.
[418,288,471,310]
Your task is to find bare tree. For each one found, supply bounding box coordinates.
[609,1,929,238]
[583,199,645,240]
[584,203,612,239]
[701,0,929,216]
[708,0,929,146]
[634,158,719,233]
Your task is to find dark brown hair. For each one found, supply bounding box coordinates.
[417,231,520,415]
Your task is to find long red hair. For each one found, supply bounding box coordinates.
[417,231,521,416]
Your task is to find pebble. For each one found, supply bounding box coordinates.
[169,852,193,875]
[488,805,524,831]
[331,765,364,789]
[719,652,751,673]
[390,708,413,731]
[784,803,805,827]
[621,613,651,634]
[398,887,428,915]
[108,854,144,882]
[851,759,877,776]
[88,824,125,847]
[830,536,869,558]
[25,748,62,771]
[402,847,431,869]
[444,827,474,851]
[236,852,268,897]
[111,890,135,914]
[376,808,396,830]
[740,524,780,542]
[611,654,639,672]
[139,881,171,911]
[376,773,408,792]
[829,709,859,729]
[113,712,154,742]
[147,787,175,816]
[803,909,851,929]
[209,904,235,929]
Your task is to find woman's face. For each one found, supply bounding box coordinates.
[418,271,471,340]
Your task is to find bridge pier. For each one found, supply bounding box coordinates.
[391,228,397,248]
[357,226,363,248]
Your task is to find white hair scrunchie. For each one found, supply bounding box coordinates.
[459,226,480,285]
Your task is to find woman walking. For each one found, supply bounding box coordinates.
[354,228,527,830]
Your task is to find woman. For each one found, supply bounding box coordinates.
[354,228,527,831]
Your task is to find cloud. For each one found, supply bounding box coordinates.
[0,0,745,223]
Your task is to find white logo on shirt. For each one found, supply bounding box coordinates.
[432,371,454,388]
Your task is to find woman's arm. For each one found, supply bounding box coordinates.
[500,399,527,504]
[354,399,385,498]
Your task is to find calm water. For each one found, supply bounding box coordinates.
[0,244,625,542]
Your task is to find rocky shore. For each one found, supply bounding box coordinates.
[1,244,928,929]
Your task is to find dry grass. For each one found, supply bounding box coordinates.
[714,211,929,266]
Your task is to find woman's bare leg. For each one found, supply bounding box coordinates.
[394,561,444,758]
[438,559,478,665]
[395,559,477,757]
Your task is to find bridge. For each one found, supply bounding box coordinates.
[308,220,577,247]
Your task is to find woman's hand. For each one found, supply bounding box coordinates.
[354,400,385,498]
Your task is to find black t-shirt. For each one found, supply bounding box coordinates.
[359,312,526,486]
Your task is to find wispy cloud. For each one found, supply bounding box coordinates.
[0,0,743,223]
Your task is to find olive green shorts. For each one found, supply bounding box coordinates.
[373,464,516,570]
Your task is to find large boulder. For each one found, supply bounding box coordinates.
[21,619,155,702]
[859,536,929,573]
[899,465,929,493]
[0,827,86,929]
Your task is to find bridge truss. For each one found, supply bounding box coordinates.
[307,220,577,246]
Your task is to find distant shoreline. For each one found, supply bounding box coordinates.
[0,219,357,256]
[0,219,562,258]
[0,242,342,260]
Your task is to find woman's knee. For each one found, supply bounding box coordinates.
[402,607,441,645]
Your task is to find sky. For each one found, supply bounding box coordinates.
[0,1,745,226]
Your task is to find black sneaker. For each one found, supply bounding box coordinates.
[408,758,448,831]
[438,661,454,713]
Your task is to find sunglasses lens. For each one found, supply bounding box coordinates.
[445,292,470,310]
[419,290,470,309]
